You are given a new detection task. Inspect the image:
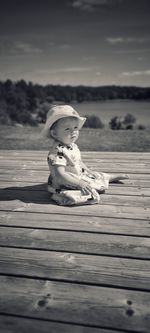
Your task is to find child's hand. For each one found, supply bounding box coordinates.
[78,180,93,195]
[90,171,99,178]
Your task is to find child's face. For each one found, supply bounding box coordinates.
[51,117,79,145]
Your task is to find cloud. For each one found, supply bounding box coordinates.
[106,37,150,44]
[137,56,146,61]
[120,70,150,77]
[59,44,71,49]
[96,71,101,75]
[71,0,121,11]
[48,41,71,50]
[0,40,42,57]
[11,42,42,54]
[112,48,150,55]
[106,37,124,44]
[38,66,96,74]
[65,66,92,72]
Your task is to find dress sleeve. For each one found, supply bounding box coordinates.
[47,152,67,167]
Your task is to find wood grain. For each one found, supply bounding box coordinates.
[0,247,150,290]
[0,226,150,259]
[0,314,118,333]
[0,150,150,333]
[0,276,150,332]
[0,211,149,236]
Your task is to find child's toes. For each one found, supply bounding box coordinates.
[115,174,129,181]
[109,174,129,183]
[122,174,129,179]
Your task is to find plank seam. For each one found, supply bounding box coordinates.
[0,209,149,221]
[1,180,150,188]
[0,272,150,293]
[0,224,149,238]
[0,312,139,333]
[1,187,150,198]
[0,244,150,261]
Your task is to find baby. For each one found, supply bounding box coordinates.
[42,105,128,206]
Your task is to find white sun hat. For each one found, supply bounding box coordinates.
[41,105,86,137]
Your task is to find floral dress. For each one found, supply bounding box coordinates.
[47,142,110,206]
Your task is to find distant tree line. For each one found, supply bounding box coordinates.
[84,113,145,130]
[0,79,150,125]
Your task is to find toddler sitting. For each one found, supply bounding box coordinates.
[41,105,128,206]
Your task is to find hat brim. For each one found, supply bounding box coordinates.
[41,115,86,137]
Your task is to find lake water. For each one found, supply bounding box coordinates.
[72,100,150,126]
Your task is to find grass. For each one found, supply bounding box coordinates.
[0,124,150,152]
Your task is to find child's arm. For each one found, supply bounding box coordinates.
[55,165,93,195]
[81,162,91,173]
[81,161,96,176]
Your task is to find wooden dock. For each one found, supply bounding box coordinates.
[0,150,150,333]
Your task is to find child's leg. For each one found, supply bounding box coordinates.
[51,189,100,206]
[82,172,109,192]
[108,174,129,183]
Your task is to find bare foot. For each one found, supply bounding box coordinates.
[109,174,129,183]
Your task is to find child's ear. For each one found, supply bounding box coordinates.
[50,129,56,139]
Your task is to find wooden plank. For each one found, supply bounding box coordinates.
[0,155,47,161]
[100,194,150,207]
[0,226,149,259]
[0,169,150,184]
[0,211,149,237]
[118,193,149,206]
[91,166,150,174]
[108,186,150,196]
[1,168,150,179]
[0,165,149,175]
[0,180,150,195]
[0,159,150,173]
[0,314,119,333]
[1,179,150,190]
[1,150,150,160]
[0,173,47,183]
[83,152,150,157]
[0,199,149,220]
[0,276,150,332]
[0,157,150,167]
[1,247,150,290]
[0,181,46,190]
[0,188,149,207]
[0,174,150,190]
[0,160,149,176]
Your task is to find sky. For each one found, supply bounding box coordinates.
[0,0,150,87]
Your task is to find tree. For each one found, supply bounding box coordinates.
[83,115,104,129]
[109,116,123,130]
[123,113,136,129]
[36,102,51,123]
[109,114,137,130]
[0,100,11,124]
